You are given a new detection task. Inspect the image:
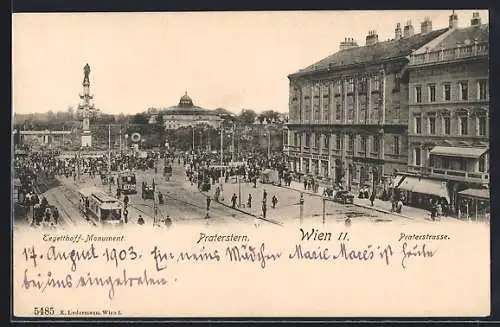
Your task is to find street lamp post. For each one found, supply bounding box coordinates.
[299,192,304,225]
[76,147,81,183]
[207,128,210,151]
[192,126,195,153]
[108,124,112,195]
[200,130,203,152]
[231,123,235,162]
[322,196,326,225]
[219,124,225,201]
[220,124,224,167]
[237,175,242,207]
[268,129,271,158]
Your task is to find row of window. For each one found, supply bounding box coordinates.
[291,76,383,102]
[413,148,487,172]
[413,114,487,136]
[292,134,401,155]
[297,97,382,122]
[415,80,487,103]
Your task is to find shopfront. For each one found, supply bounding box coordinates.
[457,188,490,221]
[397,176,451,212]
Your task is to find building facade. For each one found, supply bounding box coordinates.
[285,19,449,192]
[405,12,489,217]
[19,130,72,148]
[157,92,222,130]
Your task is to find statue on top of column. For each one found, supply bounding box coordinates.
[83,63,91,83]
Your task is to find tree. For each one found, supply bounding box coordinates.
[129,113,149,125]
[67,106,75,119]
[258,110,281,123]
[47,110,55,122]
[237,109,257,125]
[114,113,128,124]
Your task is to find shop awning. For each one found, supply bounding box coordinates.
[458,188,490,200]
[430,146,488,158]
[389,175,405,188]
[398,176,450,203]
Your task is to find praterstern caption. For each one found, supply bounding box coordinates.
[18,229,450,317]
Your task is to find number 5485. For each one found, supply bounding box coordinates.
[34,307,55,315]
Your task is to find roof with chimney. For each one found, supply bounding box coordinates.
[290,27,449,77]
[433,24,488,49]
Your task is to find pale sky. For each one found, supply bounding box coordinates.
[12,10,488,115]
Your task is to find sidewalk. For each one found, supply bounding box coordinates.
[282,181,457,222]
[196,180,284,226]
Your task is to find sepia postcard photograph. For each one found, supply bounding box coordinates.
[11,9,491,320]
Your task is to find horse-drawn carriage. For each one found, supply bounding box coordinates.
[323,187,354,204]
[142,182,155,200]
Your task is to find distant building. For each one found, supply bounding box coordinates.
[147,107,159,124]
[19,130,72,148]
[405,12,489,217]
[153,92,222,130]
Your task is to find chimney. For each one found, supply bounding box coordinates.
[403,20,414,38]
[395,23,402,40]
[420,17,432,34]
[339,37,358,50]
[449,10,458,29]
[365,30,379,46]
[471,12,482,27]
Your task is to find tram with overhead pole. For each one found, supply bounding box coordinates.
[78,187,123,225]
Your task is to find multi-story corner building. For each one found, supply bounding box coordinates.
[285,17,449,192]
[405,12,489,218]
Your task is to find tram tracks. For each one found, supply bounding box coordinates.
[33,184,76,227]
[54,185,97,227]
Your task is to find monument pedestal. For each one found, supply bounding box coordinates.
[81,131,92,147]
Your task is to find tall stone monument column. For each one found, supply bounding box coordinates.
[77,63,97,147]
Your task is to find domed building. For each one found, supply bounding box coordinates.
[159,92,223,130]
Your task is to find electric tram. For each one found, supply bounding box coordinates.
[78,187,123,225]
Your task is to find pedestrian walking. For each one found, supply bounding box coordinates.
[206,196,211,214]
[247,194,252,208]
[263,189,267,201]
[436,201,443,217]
[52,207,59,224]
[396,199,403,214]
[262,201,267,219]
[165,216,172,227]
[430,202,437,221]
[231,193,237,208]
[137,215,145,225]
[44,206,52,222]
[272,195,278,209]
[369,191,376,206]
[123,208,128,223]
